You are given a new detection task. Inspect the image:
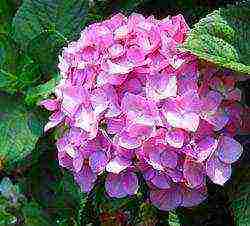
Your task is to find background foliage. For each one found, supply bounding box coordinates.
[0,0,249,225]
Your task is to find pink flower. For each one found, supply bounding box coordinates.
[41,12,243,211]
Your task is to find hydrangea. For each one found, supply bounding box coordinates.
[41,13,243,211]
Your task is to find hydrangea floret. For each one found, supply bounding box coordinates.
[41,13,243,211]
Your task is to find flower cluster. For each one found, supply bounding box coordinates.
[41,13,243,211]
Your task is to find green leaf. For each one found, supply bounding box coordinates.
[22,201,51,226]
[169,211,181,226]
[25,74,60,106]
[12,0,90,49]
[0,34,18,93]
[227,166,250,226]
[0,93,44,171]
[182,2,250,74]
[0,34,41,94]
[0,197,17,226]
[0,0,17,34]
[114,0,150,13]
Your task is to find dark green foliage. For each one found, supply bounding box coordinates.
[226,166,250,226]
[0,93,44,171]
[12,0,90,49]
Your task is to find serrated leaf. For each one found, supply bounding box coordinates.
[12,0,90,49]
[182,2,250,74]
[25,74,60,106]
[0,93,44,170]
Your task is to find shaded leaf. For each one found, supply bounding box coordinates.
[227,166,250,226]
[0,93,44,170]
[25,74,60,106]
[0,0,17,34]
[12,0,90,49]
[182,2,250,74]
[22,201,51,226]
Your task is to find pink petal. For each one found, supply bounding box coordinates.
[183,158,205,188]
[121,171,139,195]
[160,149,178,169]
[206,155,232,185]
[201,90,223,114]
[108,43,124,58]
[106,156,131,174]
[204,110,229,131]
[165,128,185,148]
[74,166,97,193]
[166,111,200,132]
[181,186,207,208]
[40,99,58,111]
[150,186,182,211]
[127,45,145,63]
[74,107,98,139]
[217,136,243,164]
[44,111,64,132]
[107,117,126,134]
[61,85,87,117]
[146,73,177,101]
[89,150,108,174]
[195,137,218,162]
[151,172,171,189]
[73,151,84,173]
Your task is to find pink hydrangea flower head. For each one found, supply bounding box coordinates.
[41,13,244,211]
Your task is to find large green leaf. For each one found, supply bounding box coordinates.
[0,93,44,170]
[12,0,90,49]
[182,2,250,74]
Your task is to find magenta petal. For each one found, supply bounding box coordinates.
[160,149,178,169]
[206,155,232,185]
[201,90,223,113]
[105,173,126,198]
[183,158,205,188]
[74,166,97,193]
[146,73,177,101]
[195,137,218,162]
[143,168,156,181]
[73,152,84,173]
[181,186,207,208]
[106,156,131,174]
[107,117,126,134]
[44,111,64,132]
[165,129,184,148]
[122,171,139,195]
[57,151,72,169]
[204,111,229,131]
[150,186,182,211]
[40,99,58,111]
[217,136,243,164]
[151,172,171,189]
[89,150,108,174]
